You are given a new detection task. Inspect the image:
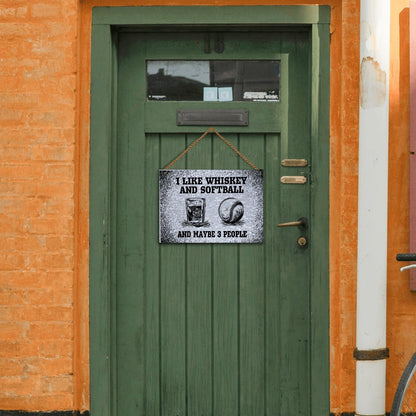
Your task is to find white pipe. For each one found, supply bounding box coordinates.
[356,0,390,415]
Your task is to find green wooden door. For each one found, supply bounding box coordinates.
[110,28,324,416]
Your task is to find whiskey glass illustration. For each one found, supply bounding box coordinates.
[185,198,206,225]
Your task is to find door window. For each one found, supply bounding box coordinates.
[147,60,280,102]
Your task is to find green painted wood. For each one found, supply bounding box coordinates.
[238,134,265,416]
[144,101,281,134]
[89,23,114,416]
[277,32,311,416]
[264,132,282,416]
[90,7,330,416]
[144,133,161,416]
[109,33,119,416]
[160,134,187,416]
[310,21,330,416]
[212,134,239,416]
[116,31,147,416]
[185,133,213,416]
[93,5,329,26]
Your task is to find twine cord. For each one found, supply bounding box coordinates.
[163,127,259,170]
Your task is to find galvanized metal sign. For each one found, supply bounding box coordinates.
[159,169,263,243]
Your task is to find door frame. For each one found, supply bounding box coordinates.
[90,6,330,416]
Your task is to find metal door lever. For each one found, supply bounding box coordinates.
[277,217,308,229]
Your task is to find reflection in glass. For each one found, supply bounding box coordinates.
[147,60,280,102]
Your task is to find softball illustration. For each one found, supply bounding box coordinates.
[218,198,244,224]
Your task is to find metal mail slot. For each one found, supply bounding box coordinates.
[177,109,249,126]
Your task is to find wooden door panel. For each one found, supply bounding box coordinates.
[115,30,311,416]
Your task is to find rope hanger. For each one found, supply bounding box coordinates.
[163,127,259,170]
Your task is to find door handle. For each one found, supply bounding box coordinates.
[277,217,308,230]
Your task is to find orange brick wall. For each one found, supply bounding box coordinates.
[0,0,413,413]
[0,0,78,411]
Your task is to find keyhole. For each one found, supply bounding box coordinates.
[297,236,308,248]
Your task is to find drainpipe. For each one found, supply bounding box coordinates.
[355,0,390,415]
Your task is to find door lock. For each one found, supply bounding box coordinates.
[277,217,308,230]
[297,236,308,248]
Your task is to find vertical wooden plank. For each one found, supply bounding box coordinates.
[110,32,119,416]
[277,32,311,416]
[160,134,187,416]
[264,133,281,416]
[261,35,283,416]
[278,175,309,415]
[144,133,161,416]
[238,134,265,416]
[90,22,113,416]
[410,1,416,289]
[116,32,146,416]
[186,132,213,416]
[310,15,330,416]
[213,133,239,416]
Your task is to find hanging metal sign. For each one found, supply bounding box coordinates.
[159,169,263,243]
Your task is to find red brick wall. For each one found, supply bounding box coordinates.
[0,0,78,410]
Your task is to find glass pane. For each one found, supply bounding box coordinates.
[147,60,280,102]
